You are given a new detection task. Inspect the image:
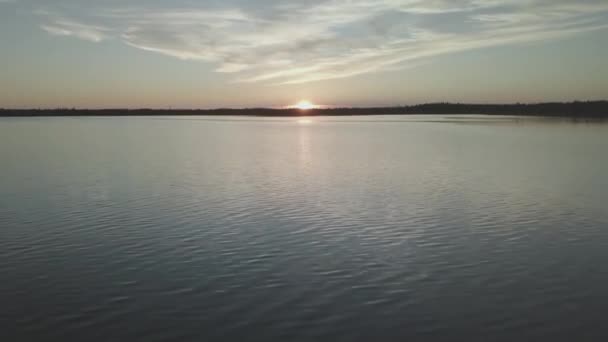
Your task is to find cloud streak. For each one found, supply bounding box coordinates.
[41,20,109,42]
[31,0,608,84]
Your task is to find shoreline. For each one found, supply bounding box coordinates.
[1,101,607,118]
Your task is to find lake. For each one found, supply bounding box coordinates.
[1,115,608,341]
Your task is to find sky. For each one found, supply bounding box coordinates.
[1,0,608,108]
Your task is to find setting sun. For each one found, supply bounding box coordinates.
[293,100,316,110]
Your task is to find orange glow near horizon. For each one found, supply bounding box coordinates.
[292,100,317,110]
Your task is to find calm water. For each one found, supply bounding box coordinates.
[1,116,608,341]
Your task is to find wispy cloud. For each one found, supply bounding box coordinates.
[41,20,109,42]
[31,0,608,83]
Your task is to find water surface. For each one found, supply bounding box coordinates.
[1,115,608,341]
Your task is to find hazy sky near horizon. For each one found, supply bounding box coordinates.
[1,0,608,108]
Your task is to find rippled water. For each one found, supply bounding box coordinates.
[1,116,608,341]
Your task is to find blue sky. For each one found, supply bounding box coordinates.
[1,0,608,108]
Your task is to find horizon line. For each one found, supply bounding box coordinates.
[1,100,607,111]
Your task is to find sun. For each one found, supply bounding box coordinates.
[293,100,316,110]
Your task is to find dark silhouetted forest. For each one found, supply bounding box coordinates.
[1,101,607,117]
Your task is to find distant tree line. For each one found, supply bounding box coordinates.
[1,101,607,117]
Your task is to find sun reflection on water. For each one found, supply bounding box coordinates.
[298,118,313,125]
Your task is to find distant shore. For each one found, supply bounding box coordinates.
[1,101,607,118]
